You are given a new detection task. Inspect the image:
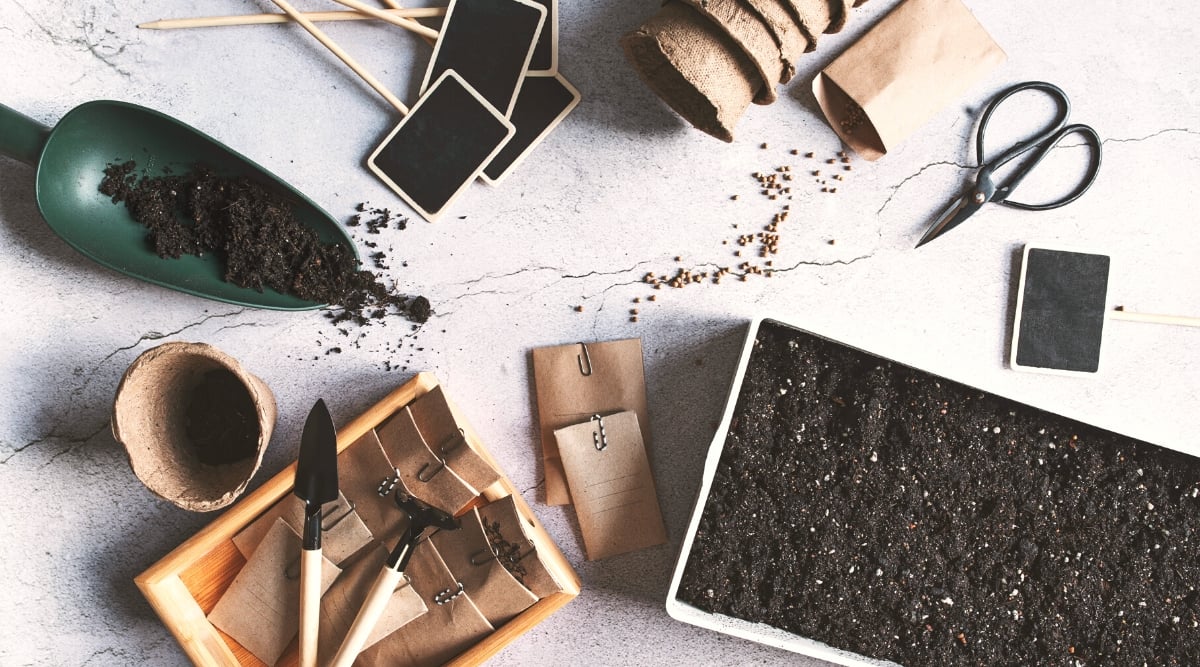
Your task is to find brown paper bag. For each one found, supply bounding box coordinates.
[813,0,1006,160]
[408,386,502,495]
[376,406,479,515]
[208,519,341,666]
[232,492,372,567]
[340,429,412,544]
[358,540,494,667]
[477,495,566,599]
[431,509,538,626]
[554,411,668,560]
[532,338,652,505]
[316,545,426,665]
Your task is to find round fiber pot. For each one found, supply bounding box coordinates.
[112,342,276,512]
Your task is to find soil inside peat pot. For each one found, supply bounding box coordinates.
[677,320,1200,667]
[184,368,259,466]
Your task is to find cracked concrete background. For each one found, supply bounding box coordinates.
[1,1,1198,665]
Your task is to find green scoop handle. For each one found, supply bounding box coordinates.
[0,103,51,166]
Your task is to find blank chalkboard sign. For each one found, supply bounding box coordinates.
[1011,246,1111,374]
[367,70,514,222]
[421,0,547,117]
[482,73,580,184]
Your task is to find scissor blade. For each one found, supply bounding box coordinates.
[916,194,983,248]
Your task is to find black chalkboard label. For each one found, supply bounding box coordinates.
[482,73,580,184]
[421,0,547,117]
[1012,246,1111,373]
[367,71,514,222]
[527,0,557,73]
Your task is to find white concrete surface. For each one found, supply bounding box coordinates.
[1,1,1198,665]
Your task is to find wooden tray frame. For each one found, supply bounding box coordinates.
[137,372,581,666]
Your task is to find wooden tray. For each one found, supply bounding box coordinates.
[137,372,581,666]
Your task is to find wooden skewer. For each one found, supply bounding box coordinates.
[137,8,444,31]
[1110,309,1200,328]
[269,0,409,115]
[325,0,438,40]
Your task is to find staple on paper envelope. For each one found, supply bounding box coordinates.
[368,70,514,222]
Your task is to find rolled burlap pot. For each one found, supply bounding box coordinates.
[112,341,276,512]
[621,1,762,142]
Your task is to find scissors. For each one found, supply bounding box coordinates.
[916,81,1102,248]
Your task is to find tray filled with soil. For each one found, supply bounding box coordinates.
[667,317,1200,666]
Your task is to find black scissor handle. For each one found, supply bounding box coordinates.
[976,81,1071,166]
[975,81,1101,211]
[997,123,1102,211]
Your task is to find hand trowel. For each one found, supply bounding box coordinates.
[294,399,339,667]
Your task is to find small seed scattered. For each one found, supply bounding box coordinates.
[761,142,768,149]
[731,194,739,200]
[648,295,656,301]
[630,308,639,315]
[827,158,836,164]
[829,239,837,245]
[674,256,682,262]
[574,305,583,312]
[845,165,853,171]
[633,297,640,303]
[630,316,638,322]
[790,149,798,155]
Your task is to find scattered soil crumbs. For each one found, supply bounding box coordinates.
[678,320,1200,666]
[185,369,258,465]
[98,161,429,325]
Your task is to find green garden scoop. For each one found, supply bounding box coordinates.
[0,100,356,310]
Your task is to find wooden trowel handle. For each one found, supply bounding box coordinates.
[329,566,404,667]
[299,547,322,667]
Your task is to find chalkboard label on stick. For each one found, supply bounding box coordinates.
[482,73,580,185]
[1011,245,1111,374]
[367,70,515,222]
[422,0,547,117]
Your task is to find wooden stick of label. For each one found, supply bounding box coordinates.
[325,0,439,40]
[269,0,410,115]
[137,8,444,30]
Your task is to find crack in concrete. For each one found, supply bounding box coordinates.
[94,309,249,370]
[876,160,972,215]
[43,423,110,468]
[11,1,136,76]
[520,477,545,496]
[2,436,48,464]
[449,265,563,288]
[1103,128,1199,144]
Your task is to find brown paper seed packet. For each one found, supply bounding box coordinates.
[376,407,478,516]
[621,1,760,142]
[232,492,372,567]
[358,540,494,667]
[813,0,1006,160]
[679,0,783,104]
[340,429,412,544]
[208,519,341,666]
[408,385,503,495]
[431,509,538,626]
[554,411,668,560]
[317,546,426,665]
[477,495,566,598]
[532,338,653,506]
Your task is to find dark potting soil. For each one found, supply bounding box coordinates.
[98,161,430,325]
[677,321,1200,666]
[185,369,258,466]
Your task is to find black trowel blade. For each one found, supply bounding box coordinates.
[294,398,339,509]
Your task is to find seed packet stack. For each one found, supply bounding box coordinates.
[621,0,868,142]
